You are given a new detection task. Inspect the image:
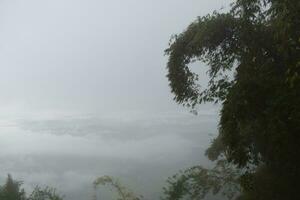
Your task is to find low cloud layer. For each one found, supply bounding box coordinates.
[0,110,219,200]
[0,0,231,199]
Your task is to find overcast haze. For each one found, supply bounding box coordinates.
[0,0,231,199]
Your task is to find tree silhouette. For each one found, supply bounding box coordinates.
[164,0,300,199]
[93,176,143,200]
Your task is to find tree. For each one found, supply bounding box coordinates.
[0,174,26,200]
[28,186,64,200]
[164,0,300,199]
[162,160,241,200]
[93,176,143,200]
[0,175,64,200]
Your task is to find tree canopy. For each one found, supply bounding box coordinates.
[162,160,241,200]
[0,174,26,200]
[93,176,143,200]
[0,175,64,200]
[164,0,300,199]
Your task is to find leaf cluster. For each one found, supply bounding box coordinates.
[165,0,300,199]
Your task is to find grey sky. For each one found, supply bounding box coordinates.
[0,0,231,199]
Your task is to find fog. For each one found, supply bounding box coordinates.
[0,0,231,199]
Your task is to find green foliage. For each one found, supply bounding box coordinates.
[28,186,64,200]
[162,160,241,200]
[0,174,26,200]
[165,0,300,199]
[0,175,64,200]
[93,176,143,200]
